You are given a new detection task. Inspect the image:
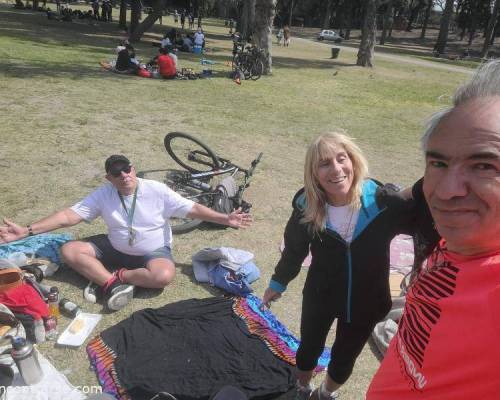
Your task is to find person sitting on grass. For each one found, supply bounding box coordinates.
[149,47,176,79]
[0,155,252,312]
[114,42,139,73]
[180,34,193,53]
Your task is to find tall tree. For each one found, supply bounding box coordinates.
[406,0,427,30]
[482,0,500,56]
[420,0,433,38]
[240,0,256,39]
[380,0,394,44]
[253,0,277,74]
[341,0,354,39]
[434,0,454,54]
[119,0,127,30]
[323,0,334,28]
[130,0,164,41]
[357,0,378,66]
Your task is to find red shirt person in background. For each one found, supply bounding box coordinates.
[157,47,176,79]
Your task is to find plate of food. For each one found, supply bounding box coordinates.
[56,313,102,347]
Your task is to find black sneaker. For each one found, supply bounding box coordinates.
[105,279,134,311]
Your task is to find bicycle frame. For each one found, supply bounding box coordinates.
[176,152,263,209]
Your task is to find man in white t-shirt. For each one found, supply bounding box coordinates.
[0,155,252,311]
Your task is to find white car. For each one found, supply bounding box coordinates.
[317,30,343,43]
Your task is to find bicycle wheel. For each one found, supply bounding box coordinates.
[164,169,214,234]
[164,132,221,173]
[239,54,252,80]
[250,59,264,81]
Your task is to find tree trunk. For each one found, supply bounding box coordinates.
[482,0,500,57]
[288,0,293,27]
[323,0,333,29]
[341,0,353,39]
[406,0,426,31]
[130,0,142,35]
[380,0,393,45]
[119,0,127,29]
[130,0,164,41]
[240,0,255,40]
[357,0,378,67]
[420,0,433,38]
[253,0,276,74]
[434,0,454,54]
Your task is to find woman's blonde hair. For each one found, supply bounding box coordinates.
[302,132,369,234]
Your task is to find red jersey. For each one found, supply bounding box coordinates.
[367,241,500,399]
[158,54,176,78]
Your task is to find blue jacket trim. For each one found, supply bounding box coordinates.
[269,279,287,293]
[352,179,383,240]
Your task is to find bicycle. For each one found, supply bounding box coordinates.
[137,132,263,234]
[232,44,265,81]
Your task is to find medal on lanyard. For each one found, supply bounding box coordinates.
[118,186,138,246]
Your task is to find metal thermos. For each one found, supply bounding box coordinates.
[10,337,43,385]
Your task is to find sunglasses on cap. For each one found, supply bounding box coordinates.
[109,164,132,177]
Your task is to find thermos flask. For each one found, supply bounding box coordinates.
[10,336,43,385]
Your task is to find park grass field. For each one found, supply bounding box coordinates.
[0,3,470,398]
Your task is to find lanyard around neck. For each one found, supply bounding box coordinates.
[118,186,138,229]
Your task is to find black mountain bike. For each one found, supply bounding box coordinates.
[232,44,265,81]
[138,132,263,234]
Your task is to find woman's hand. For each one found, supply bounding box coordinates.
[262,287,282,309]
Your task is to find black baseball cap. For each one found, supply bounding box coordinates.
[105,155,131,173]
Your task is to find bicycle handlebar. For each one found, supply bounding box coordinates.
[247,152,263,178]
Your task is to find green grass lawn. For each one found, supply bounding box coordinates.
[0,3,469,398]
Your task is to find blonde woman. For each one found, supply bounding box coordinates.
[262,132,436,400]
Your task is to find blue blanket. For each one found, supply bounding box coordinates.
[0,233,73,265]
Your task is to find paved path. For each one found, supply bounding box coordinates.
[297,37,473,74]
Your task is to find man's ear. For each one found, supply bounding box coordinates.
[105,174,112,183]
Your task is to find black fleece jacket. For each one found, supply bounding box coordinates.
[270,179,439,324]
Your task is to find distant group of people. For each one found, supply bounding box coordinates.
[45,0,112,22]
[160,26,205,53]
[92,0,113,22]
[174,9,197,30]
[110,38,182,79]
[46,6,93,22]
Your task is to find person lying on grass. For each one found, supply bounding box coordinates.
[0,155,252,312]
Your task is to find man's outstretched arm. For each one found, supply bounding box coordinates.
[0,208,83,244]
[187,203,252,229]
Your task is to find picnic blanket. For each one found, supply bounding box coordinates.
[0,233,72,265]
[87,295,331,400]
[8,351,85,400]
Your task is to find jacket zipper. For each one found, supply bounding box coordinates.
[325,229,353,323]
[346,242,352,323]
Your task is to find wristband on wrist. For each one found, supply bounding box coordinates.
[27,225,34,236]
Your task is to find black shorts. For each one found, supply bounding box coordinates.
[84,234,173,270]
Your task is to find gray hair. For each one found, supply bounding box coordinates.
[421,59,500,150]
